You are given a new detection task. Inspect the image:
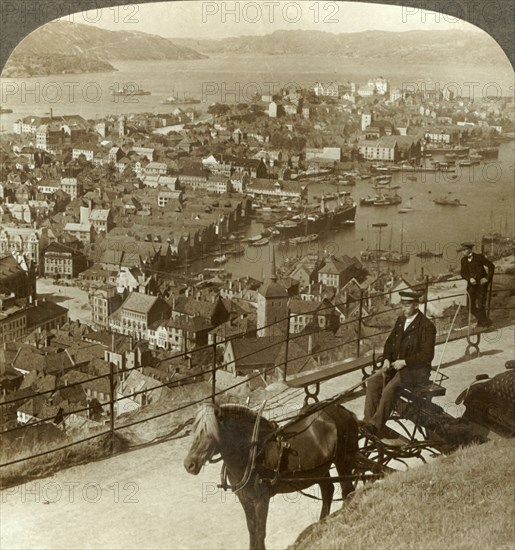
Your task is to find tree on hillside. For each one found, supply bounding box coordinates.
[208,103,231,117]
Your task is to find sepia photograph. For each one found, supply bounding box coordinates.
[0,1,513,548]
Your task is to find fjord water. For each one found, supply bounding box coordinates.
[1,56,513,280]
[1,55,513,128]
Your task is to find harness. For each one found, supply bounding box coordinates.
[216,401,341,493]
[218,400,268,493]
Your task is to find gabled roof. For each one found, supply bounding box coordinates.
[121,292,160,314]
[228,336,283,369]
[89,208,110,221]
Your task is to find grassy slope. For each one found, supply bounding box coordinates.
[292,438,514,550]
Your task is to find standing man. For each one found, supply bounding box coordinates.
[363,290,436,437]
[459,242,495,327]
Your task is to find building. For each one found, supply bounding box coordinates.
[144,162,168,176]
[424,126,463,144]
[157,189,183,207]
[63,222,94,244]
[110,292,171,340]
[89,285,123,330]
[0,297,68,345]
[305,147,341,162]
[0,295,27,345]
[313,82,340,97]
[361,111,372,131]
[368,77,389,95]
[256,263,289,338]
[246,179,307,201]
[0,254,36,299]
[89,208,112,233]
[60,177,81,200]
[72,147,95,161]
[0,226,51,265]
[43,242,87,279]
[317,255,366,289]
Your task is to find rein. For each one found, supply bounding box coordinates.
[217,400,346,492]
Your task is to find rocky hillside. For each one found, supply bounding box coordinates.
[2,53,115,78]
[175,29,508,65]
[3,20,206,77]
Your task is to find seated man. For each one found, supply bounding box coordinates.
[363,290,437,438]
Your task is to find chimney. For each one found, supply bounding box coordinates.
[308,334,313,355]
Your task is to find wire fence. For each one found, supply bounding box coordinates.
[0,273,512,469]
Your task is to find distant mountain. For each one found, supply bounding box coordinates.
[3,20,207,77]
[174,29,508,65]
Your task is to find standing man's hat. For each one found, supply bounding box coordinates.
[399,290,423,303]
[458,242,475,251]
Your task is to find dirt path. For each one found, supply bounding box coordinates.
[1,326,512,550]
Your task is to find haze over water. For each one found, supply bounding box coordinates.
[1,56,513,129]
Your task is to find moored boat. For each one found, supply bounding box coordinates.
[433,197,466,206]
[416,251,444,258]
[249,237,270,247]
[274,195,356,238]
[289,233,319,245]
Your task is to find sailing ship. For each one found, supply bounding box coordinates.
[362,223,410,263]
[360,183,402,207]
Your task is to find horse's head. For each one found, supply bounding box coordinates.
[184,402,221,475]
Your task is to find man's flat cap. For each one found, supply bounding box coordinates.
[458,242,475,251]
[399,290,423,302]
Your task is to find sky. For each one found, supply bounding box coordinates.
[62,0,482,39]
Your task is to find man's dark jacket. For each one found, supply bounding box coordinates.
[383,311,436,385]
[460,253,495,290]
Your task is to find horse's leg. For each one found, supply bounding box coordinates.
[253,483,270,550]
[239,494,258,550]
[318,478,334,520]
[334,454,356,502]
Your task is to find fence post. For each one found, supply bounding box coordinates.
[211,335,217,403]
[356,290,364,358]
[109,362,116,454]
[282,310,291,382]
[424,275,429,316]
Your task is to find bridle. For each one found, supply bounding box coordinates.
[218,400,268,493]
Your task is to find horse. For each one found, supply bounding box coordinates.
[184,401,359,550]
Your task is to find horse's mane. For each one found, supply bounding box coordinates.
[220,404,277,431]
[192,402,276,443]
[192,402,221,442]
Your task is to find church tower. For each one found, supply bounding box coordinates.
[361,110,372,132]
[256,247,289,337]
[118,115,126,138]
